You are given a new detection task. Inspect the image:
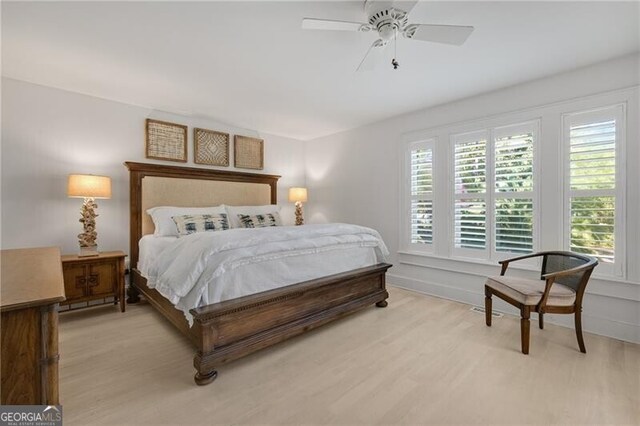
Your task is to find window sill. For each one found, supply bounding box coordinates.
[398,250,539,273]
[397,250,634,284]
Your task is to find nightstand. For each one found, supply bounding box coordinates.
[61,251,126,312]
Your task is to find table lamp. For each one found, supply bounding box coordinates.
[67,174,112,257]
[288,187,308,226]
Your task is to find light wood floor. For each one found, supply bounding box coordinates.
[59,287,639,425]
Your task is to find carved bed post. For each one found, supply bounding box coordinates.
[192,317,218,385]
[127,167,143,303]
[376,273,388,307]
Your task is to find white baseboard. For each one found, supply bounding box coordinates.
[387,273,640,344]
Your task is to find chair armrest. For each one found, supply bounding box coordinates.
[541,261,597,280]
[498,253,545,276]
[538,258,597,311]
[498,252,545,265]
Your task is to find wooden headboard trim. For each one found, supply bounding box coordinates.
[124,161,280,269]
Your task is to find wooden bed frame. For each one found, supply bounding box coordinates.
[125,161,391,385]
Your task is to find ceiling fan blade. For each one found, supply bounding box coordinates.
[302,18,370,32]
[403,24,474,45]
[356,39,387,72]
[393,0,418,15]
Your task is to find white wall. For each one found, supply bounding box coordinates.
[305,53,640,343]
[1,78,306,259]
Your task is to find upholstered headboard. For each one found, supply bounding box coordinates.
[125,162,280,269]
[140,177,272,236]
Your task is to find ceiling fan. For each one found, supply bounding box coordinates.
[302,0,474,71]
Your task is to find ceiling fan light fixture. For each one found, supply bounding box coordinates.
[378,22,399,41]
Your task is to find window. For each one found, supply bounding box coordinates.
[399,89,634,282]
[563,105,624,276]
[406,140,434,251]
[453,131,488,252]
[452,122,537,260]
[493,124,535,254]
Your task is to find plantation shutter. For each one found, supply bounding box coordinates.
[410,141,434,246]
[493,124,535,254]
[453,132,487,252]
[565,108,621,271]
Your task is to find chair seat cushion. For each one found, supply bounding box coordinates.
[485,275,576,306]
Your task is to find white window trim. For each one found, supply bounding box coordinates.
[561,104,626,278]
[400,138,436,253]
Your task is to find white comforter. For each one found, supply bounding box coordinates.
[144,223,389,324]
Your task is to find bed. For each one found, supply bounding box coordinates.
[125,161,391,385]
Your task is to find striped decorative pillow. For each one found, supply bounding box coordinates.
[237,212,282,228]
[172,214,229,236]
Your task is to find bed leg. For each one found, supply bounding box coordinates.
[194,349,218,386]
[194,370,218,386]
[127,284,140,304]
[376,300,388,308]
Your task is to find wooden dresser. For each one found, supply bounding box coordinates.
[1,247,65,405]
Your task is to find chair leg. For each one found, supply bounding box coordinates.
[539,312,544,330]
[484,286,492,327]
[575,308,586,353]
[520,306,530,354]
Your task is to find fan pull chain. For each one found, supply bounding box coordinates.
[392,27,399,70]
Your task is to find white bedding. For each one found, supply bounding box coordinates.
[138,235,178,277]
[139,223,389,325]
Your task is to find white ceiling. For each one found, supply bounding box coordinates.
[2,1,639,140]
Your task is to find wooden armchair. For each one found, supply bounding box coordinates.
[484,251,598,354]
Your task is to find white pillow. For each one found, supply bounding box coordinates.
[225,204,281,228]
[147,206,227,237]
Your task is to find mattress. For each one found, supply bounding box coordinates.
[138,224,388,324]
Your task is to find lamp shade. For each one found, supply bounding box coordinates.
[288,187,308,203]
[67,174,112,199]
